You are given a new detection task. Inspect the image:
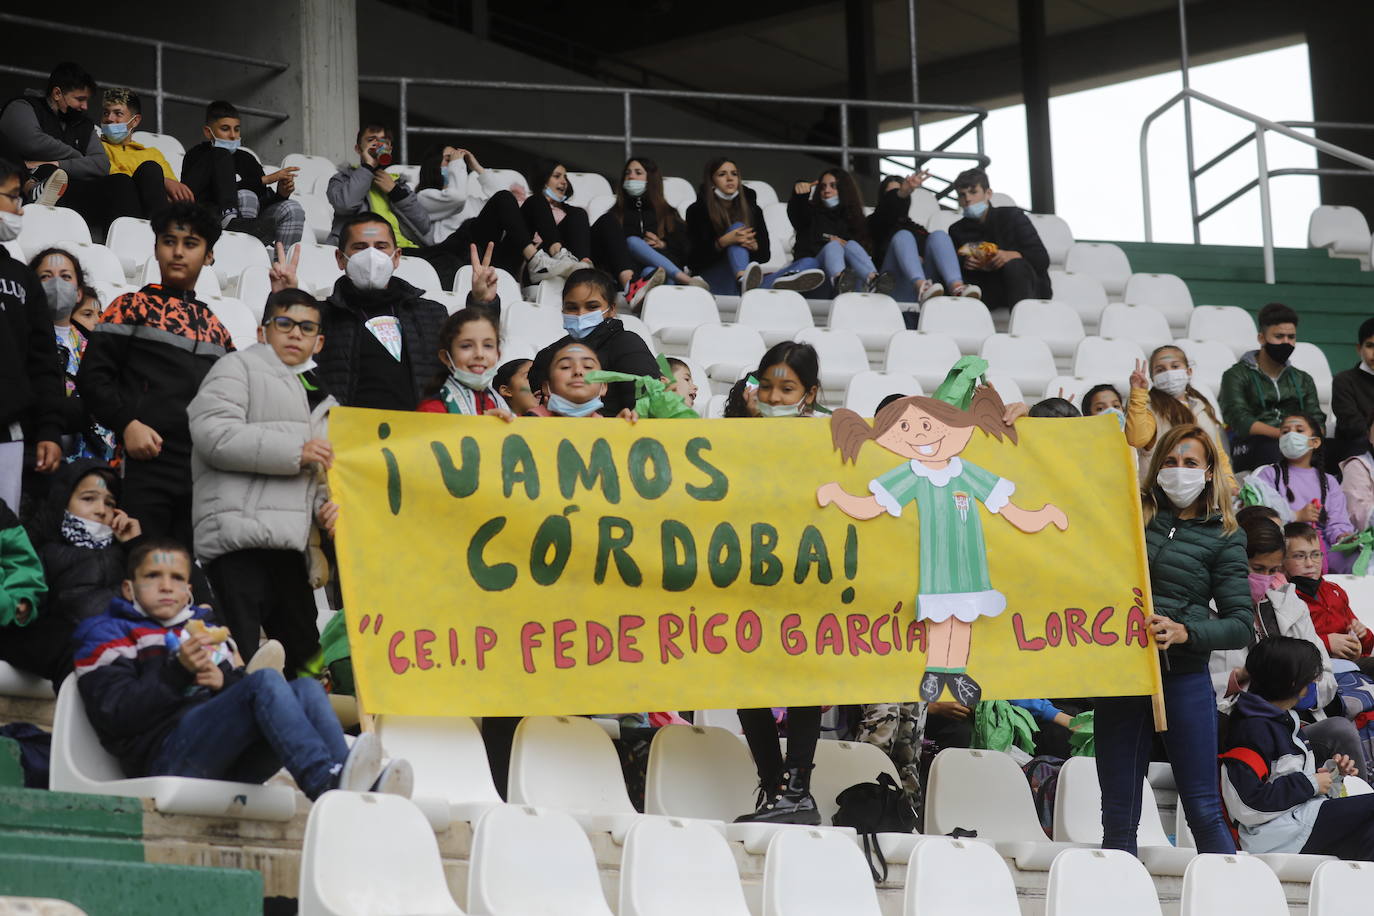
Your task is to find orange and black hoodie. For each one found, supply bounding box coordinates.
[76,284,234,475]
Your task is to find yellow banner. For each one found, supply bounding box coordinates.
[330,408,1160,716]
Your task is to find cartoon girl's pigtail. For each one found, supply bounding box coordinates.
[830,409,877,464]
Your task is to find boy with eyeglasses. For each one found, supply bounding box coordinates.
[188,287,338,671]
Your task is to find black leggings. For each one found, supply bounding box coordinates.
[39,164,159,233]
[738,706,822,780]
[520,194,591,259]
[590,212,636,277]
[416,190,534,281]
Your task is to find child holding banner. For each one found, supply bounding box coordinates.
[526,340,639,421]
[1098,424,1252,855]
[494,358,536,417]
[416,308,513,417]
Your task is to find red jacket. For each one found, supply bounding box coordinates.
[1295,578,1374,656]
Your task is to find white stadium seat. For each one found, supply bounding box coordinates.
[1065,242,1132,300]
[644,724,757,823]
[289,241,345,296]
[617,314,656,354]
[206,297,259,351]
[374,715,502,829]
[67,241,126,285]
[1027,213,1075,269]
[907,188,940,226]
[924,748,1080,869]
[703,392,728,418]
[480,168,530,200]
[1123,272,1195,335]
[843,370,922,415]
[760,202,795,272]
[905,836,1020,916]
[985,372,1025,406]
[0,661,55,699]
[298,791,462,916]
[585,194,616,224]
[140,255,221,299]
[1290,341,1334,410]
[453,265,522,307]
[106,217,155,279]
[829,292,904,355]
[1008,299,1085,362]
[885,331,963,390]
[642,285,720,352]
[738,288,814,345]
[1043,375,1093,406]
[1047,269,1109,332]
[1046,848,1163,916]
[468,805,613,916]
[565,171,613,207]
[689,324,765,388]
[508,715,656,842]
[762,828,882,916]
[1072,336,1146,389]
[1187,305,1257,356]
[236,267,270,322]
[917,296,995,352]
[298,193,334,243]
[980,334,1058,401]
[744,179,779,209]
[50,674,295,820]
[1170,338,1235,394]
[131,130,185,158]
[795,327,870,397]
[1097,303,1174,352]
[1309,861,1374,916]
[282,153,339,197]
[393,255,442,295]
[1053,756,1193,876]
[1180,854,1287,916]
[500,301,564,349]
[210,230,270,292]
[1309,204,1371,258]
[990,192,1017,208]
[619,817,751,916]
[661,176,695,210]
[18,204,92,260]
[923,209,961,233]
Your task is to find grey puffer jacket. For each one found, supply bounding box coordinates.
[188,343,336,564]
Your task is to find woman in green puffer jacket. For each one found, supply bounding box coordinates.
[1096,423,1253,855]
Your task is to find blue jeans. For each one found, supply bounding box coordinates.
[1095,670,1236,855]
[700,221,753,294]
[626,235,685,282]
[882,230,964,303]
[764,239,876,290]
[148,670,349,800]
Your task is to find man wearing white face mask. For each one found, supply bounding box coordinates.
[98,88,193,215]
[948,168,1051,312]
[314,214,499,410]
[0,157,64,511]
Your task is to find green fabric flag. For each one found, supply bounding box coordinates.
[1068,710,1095,757]
[931,356,990,410]
[972,700,1038,754]
[1334,530,1374,576]
[584,369,698,419]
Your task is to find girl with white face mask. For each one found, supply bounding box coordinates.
[762,168,879,296]
[685,157,771,295]
[518,159,591,281]
[1251,413,1355,571]
[1127,345,1235,494]
[1093,425,1252,857]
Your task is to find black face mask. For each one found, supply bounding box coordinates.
[1264,341,1295,364]
[1290,575,1321,596]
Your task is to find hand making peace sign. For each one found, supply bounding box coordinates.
[470,242,499,305]
[269,242,301,293]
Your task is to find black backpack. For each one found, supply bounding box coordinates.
[832,772,919,883]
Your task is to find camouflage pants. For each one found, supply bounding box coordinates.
[857,702,926,804]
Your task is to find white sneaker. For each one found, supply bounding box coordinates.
[29,168,68,207]
[629,267,666,310]
[957,283,982,300]
[528,248,578,282]
[245,640,285,675]
[338,731,383,793]
[771,268,825,292]
[685,275,712,291]
[918,280,944,303]
[740,262,762,292]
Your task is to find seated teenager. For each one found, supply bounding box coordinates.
[869,172,976,326]
[765,168,874,295]
[685,157,769,295]
[99,88,193,216]
[519,159,591,283]
[948,168,1051,311]
[551,268,660,416]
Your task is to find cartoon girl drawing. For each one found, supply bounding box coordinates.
[816,357,1068,706]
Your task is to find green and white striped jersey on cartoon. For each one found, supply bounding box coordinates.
[869,456,1015,623]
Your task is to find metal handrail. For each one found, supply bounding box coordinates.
[1140,87,1374,284]
[357,74,988,179]
[0,13,290,131]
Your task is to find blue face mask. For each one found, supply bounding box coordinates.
[212,137,241,152]
[1101,406,1127,431]
[544,186,565,204]
[547,392,603,417]
[963,200,989,219]
[623,179,647,197]
[822,195,840,209]
[100,122,131,143]
[562,308,606,340]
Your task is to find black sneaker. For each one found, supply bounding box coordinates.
[834,269,859,294]
[28,168,68,207]
[772,268,825,292]
[868,271,896,296]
